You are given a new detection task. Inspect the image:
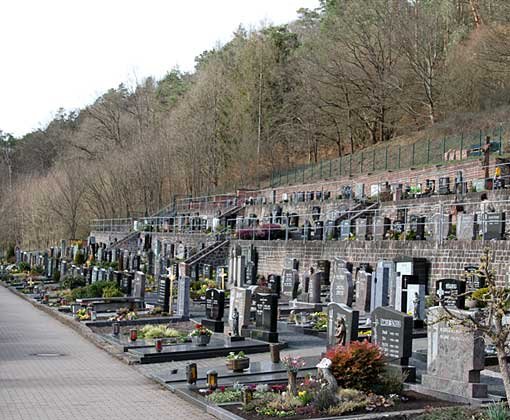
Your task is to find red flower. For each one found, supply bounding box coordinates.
[195,324,202,329]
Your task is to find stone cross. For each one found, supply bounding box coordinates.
[166,266,177,316]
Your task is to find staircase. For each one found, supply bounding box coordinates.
[184,239,230,268]
[110,231,140,251]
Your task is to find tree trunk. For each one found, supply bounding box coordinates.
[496,343,510,400]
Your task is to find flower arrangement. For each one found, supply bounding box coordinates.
[190,323,213,337]
[226,351,247,361]
[281,355,306,373]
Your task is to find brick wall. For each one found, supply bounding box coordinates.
[236,239,510,289]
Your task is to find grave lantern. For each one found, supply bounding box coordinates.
[270,343,280,364]
[186,363,197,386]
[112,322,120,336]
[129,329,138,342]
[206,369,218,391]
[155,339,163,353]
[242,387,254,406]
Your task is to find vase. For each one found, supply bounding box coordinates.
[192,334,211,346]
[287,371,298,396]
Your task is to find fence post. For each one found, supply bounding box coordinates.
[479,130,482,151]
[311,164,314,179]
[329,159,332,177]
[349,154,352,176]
[427,139,430,164]
[360,151,364,173]
[385,146,388,170]
[412,143,415,166]
[499,124,503,155]
[372,148,376,172]
[339,156,342,176]
[397,146,401,169]
[460,133,464,160]
[286,170,289,185]
[442,137,446,161]
[303,167,305,183]
[320,160,323,178]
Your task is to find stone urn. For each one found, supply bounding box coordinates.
[226,357,250,372]
[192,334,211,346]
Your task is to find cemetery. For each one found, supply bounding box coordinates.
[4,141,510,418]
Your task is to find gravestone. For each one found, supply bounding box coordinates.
[91,267,99,284]
[330,263,353,306]
[309,272,323,304]
[457,213,477,240]
[431,213,450,241]
[60,261,68,278]
[281,269,299,299]
[422,306,487,399]
[464,266,485,293]
[371,307,416,381]
[133,271,146,300]
[284,257,299,271]
[371,261,395,311]
[355,218,368,240]
[120,272,133,296]
[202,264,212,281]
[176,276,191,318]
[245,261,257,286]
[176,243,186,260]
[157,275,170,313]
[435,279,466,309]
[202,288,225,333]
[327,303,359,347]
[268,274,281,298]
[251,293,279,343]
[394,258,428,311]
[339,220,352,240]
[216,266,228,290]
[236,255,246,287]
[353,268,372,313]
[229,287,252,332]
[482,212,505,240]
[228,245,242,288]
[373,216,390,240]
[316,259,331,285]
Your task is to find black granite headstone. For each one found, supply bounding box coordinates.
[202,288,225,333]
[268,274,281,298]
[157,275,170,313]
[435,279,466,309]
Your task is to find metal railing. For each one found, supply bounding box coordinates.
[270,125,505,187]
[90,218,133,233]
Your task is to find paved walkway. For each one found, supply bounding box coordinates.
[0,286,212,420]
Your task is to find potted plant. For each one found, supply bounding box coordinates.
[226,351,250,372]
[190,323,213,346]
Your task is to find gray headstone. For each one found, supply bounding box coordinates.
[353,268,372,313]
[330,264,353,305]
[456,213,476,240]
[327,302,359,346]
[481,212,505,240]
[236,255,246,287]
[431,213,450,241]
[355,218,368,240]
[422,306,488,399]
[371,261,394,311]
[229,287,252,330]
[373,216,390,240]
[281,269,299,299]
[309,272,323,303]
[176,276,191,318]
[133,271,146,300]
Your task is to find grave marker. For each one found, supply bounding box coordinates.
[327,303,359,347]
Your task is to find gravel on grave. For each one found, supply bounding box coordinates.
[89,320,195,335]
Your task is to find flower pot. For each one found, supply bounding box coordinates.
[226,357,250,372]
[192,334,211,346]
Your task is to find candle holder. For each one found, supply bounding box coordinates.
[242,387,254,406]
[112,322,120,336]
[155,339,163,353]
[206,369,218,391]
[130,329,138,342]
[186,363,197,388]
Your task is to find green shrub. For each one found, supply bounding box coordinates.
[52,270,61,283]
[31,265,45,274]
[74,251,86,265]
[88,281,117,298]
[416,407,482,420]
[206,389,241,404]
[61,276,86,290]
[372,366,407,395]
[18,262,31,272]
[139,325,181,339]
[485,403,510,420]
[325,340,385,391]
[471,287,489,308]
[102,285,123,298]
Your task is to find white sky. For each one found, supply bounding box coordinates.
[0,0,319,137]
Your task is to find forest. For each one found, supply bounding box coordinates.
[2,0,510,249]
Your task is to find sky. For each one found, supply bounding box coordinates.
[0,0,320,137]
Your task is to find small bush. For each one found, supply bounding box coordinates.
[485,403,510,420]
[18,262,31,272]
[325,340,385,391]
[373,366,407,395]
[52,270,60,283]
[61,275,85,290]
[74,251,86,265]
[102,285,123,298]
[139,325,181,339]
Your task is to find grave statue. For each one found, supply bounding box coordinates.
[289,310,296,324]
[413,292,420,320]
[335,318,347,346]
[232,307,240,337]
[316,358,338,393]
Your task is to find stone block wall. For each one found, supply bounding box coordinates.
[236,239,510,290]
